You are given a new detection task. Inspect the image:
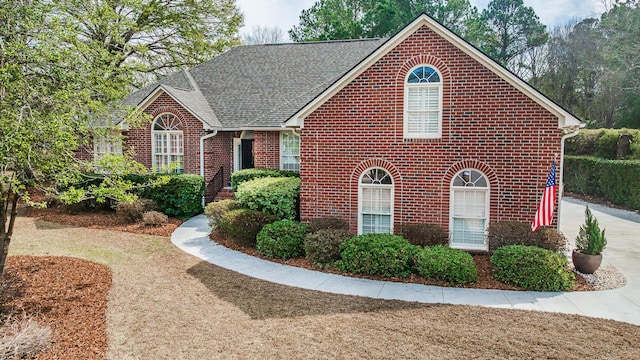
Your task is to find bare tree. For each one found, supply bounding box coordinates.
[243,25,286,44]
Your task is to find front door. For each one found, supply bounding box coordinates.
[233,138,254,172]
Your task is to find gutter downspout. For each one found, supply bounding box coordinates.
[557,124,583,231]
[200,130,218,207]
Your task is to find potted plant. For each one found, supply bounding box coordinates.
[572,206,607,274]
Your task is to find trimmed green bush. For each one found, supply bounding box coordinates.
[487,221,567,253]
[235,177,300,220]
[565,128,640,159]
[304,229,352,266]
[337,234,418,278]
[306,217,350,233]
[395,223,449,247]
[414,245,477,284]
[220,209,276,247]
[256,220,308,260]
[491,245,575,291]
[139,174,205,218]
[231,168,299,191]
[204,199,240,229]
[565,156,640,209]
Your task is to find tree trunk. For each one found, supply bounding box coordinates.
[0,233,10,275]
[0,191,19,275]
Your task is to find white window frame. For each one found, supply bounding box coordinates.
[280,132,300,172]
[449,169,490,251]
[358,168,394,235]
[403,65,443,139]
[93,130,122,161]
[151,113,184,173]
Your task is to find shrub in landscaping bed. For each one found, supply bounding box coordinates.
[413,245,477,284]
[395,223,448,247]
[231,168,299,191]
[140,174,204,219]
[204,199,240,229]
[142,211,168,226]
[337,234,418,278]
[220,209,276,247]
[487,221,567,253]
[235,176,300,220]
[491,245,575,291]
[306,217,350,233]
[256,220,308,260]
[115,198,155,223]
[304,229,352,266]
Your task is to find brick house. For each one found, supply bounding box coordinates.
[103,14,581,250]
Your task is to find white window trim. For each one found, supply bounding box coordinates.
[358,168,394,235]
[280,131,300,172]
[151,113,184,173]
[403,65,443,139]
[449,170,490,251]
[93,131,122,161]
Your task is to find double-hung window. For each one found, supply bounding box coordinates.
[404,65,442,138]
[280,132,300,172]
[450,169,489,250]
[152,113,184,173]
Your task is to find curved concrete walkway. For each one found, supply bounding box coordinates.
[171,199,640,326]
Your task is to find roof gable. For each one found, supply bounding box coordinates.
[286,13,582,129]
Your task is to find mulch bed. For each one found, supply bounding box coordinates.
[209,230,593,292]
[1,256,111,360]
[21,206,182,237]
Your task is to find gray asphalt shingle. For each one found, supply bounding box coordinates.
[126,39,386,129]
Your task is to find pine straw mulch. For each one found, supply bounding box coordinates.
[209,230,593,292]
[21,205,182,237]
[1,256,110,359]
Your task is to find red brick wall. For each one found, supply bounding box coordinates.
[299,25,563,234]
[253,131,280,169]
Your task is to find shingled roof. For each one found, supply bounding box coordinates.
[126,38,386,129]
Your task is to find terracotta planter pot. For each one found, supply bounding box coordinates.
[572,250,603,274]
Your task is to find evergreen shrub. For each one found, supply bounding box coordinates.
[220,209,276,247]
[303,229,352,266]
[414,245,477,284]
[491,245,575,291]
[337,234,418,278]
[235,177,300,220]
[204,199,240,229]
[395,223,448,247]
[256,220,308,260]
[231,168,299,191]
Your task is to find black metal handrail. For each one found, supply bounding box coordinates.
[205,166,224,204]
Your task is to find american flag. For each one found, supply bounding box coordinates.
[532,162,557,232]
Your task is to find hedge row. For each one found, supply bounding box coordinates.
[564,156,640,209]
[230,168,299,191]
[565,128,640,160]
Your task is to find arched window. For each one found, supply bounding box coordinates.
[359,168,393,234]
[450,169,489,250]
[404,65,442,138]
[152,113,184,173]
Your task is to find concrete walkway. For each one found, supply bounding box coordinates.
[171,199,640,326]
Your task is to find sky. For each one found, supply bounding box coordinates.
[236,0,605,40]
